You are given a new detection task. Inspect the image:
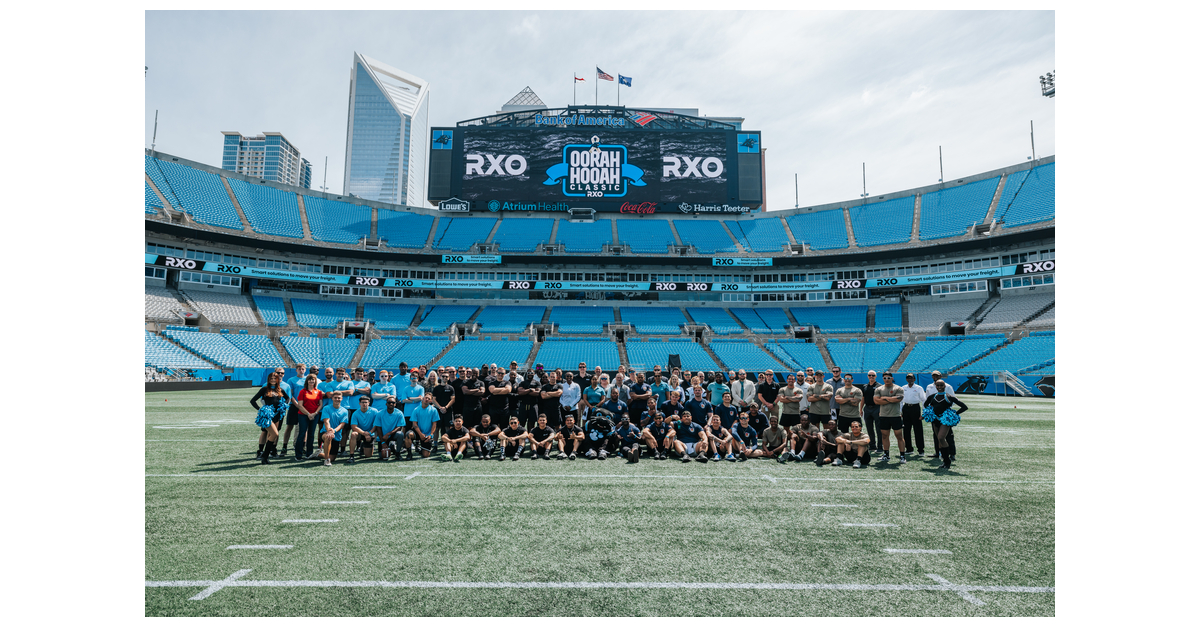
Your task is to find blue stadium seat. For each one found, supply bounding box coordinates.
[152,158,243,230]
[358,337,450,370]
[227,178,303,238]
[555,219,612,252]
[144,155,180,209]
[252,295,288,327]
[849,196,914,247]
[764,340,828,372]
[616,220,675,253]
[957,333,1055,375]
[473,306,545,333]
[709,341,785,373]
[431,217,496,251]
[304,196,371,244]
[919,177,1000,240]
[378,210,435,249]
[162,329,262,367]
[535,337,621,370]
[625,338,719,372]
[619,307,687,334]
[291,299,356,329]
[145,182,162,214]
[224,333,287,367]
[145,331,212,368]
[491,218,553,252]
[786,210,848,250]
[549,306,614,334]
[874,303,902,333]
[898,335,1006,373]
[673,220,738,253]
[826,341,905,373]
[725,217,791,253]
[363,303,419,331]
[686,308,746,335]
[417,306,479,332]
[994,163,1054,227]
[436,339,535,369]
[729,307,790,334]
[280,335,360,369]
[789,305,867,333]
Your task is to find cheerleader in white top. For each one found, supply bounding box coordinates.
[922,379,969,470]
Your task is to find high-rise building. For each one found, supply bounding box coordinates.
[221,132,312,188]
[343,52,430,206]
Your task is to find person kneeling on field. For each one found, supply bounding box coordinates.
[346,396,378,463]
[789,415,820,461]
[556,415,584,460]
[470,414,501,460]
[835,421,872,468]
[404,393,440,460]
[374,398,406,461]
[441,415,471,462]
[642,412,675,460]
[584,409,619,460]
[500,416,530,461]
[731,414,763,460]
[816,418,844,467]
[528,414,557,460]
[762,415,790,462]
[615,416,643,463]
[706,414,736,461]
[318,392,351,467]
[672,411,709,463]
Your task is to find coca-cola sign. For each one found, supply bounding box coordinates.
[619,201,658,214]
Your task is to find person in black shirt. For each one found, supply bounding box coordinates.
[746,403,768,435]
[485,368,512,426]
[459,371,486,429]
[638,397,660,428]
[816,418,843,467]
[516,375,541,429]
[556,415,584,460]
[660,390,686,423]
[469,414,501,460]
[706,414,735,461]
[250,371,290,464]
[539,372,564,428]
[528,414,557,460]
[627,372,652,426]
[441,415,471,462]
[583,412,618,459]
[860,370,881,453]
[431,377,457,433]
[924,379,969,469]
[500,417,529,461]
[642,412,675,460]
[672,411,709,463]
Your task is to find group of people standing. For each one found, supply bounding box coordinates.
[249,361,968,470]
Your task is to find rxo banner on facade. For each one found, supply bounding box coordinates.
[148,254,1053,293]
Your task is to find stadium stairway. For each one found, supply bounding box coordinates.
[294,194,314,240]
[889,340,916,373]
[665,219,684,247]
[817,340,836,373]
[349,335,370,369]
[1020,299,1056,327]
[540,308,552,324]
[246,295,270,327]
[270,335,293,367]
[548,218,560,245]
[981,173,1006,228]
[865,305,876,332]
[218,176,256,234]
[900,301,910,332]
[158,331,221,368]
[718,221,747,253]
[779,217,800,247]
[950,336,1015,375]
[427,341,458,368]
[422,217,440,250]
[369,206,378,240]
[908,195,923,244]
[282,298,298,328]
[841,209,858,248]
[483,219,503,244]
[970,295,1002,325]
[701,341,728,371]
[617,339,630,368]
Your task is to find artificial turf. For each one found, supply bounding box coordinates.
[145,389,1054,616]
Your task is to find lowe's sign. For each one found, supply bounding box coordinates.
[438,197,470,212]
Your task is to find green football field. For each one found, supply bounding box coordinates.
[145,389,1055,617]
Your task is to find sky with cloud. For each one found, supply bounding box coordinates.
[145,10,1054,209]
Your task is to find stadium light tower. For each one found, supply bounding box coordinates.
[860,163,868,198]
[1039,71,1055,98]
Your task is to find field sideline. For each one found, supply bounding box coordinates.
[145,389,1055,616]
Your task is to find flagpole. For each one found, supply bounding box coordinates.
[617,76,620,106]
[573,73,576,105]
[595,66,598,105]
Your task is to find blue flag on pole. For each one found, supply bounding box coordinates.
[618,75,632,87]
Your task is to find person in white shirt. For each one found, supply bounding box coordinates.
[924,371,957,460]
[899,373,928,456]
[559,372,582,424]
[730,370,756,410]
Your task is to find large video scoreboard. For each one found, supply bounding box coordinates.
[428,108,763,215]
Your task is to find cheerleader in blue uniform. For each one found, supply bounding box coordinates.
[922,379,968,470]
[250,371,291,465]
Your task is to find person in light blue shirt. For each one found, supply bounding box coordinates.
[399,373,426,416]
[319,392,350,466]
[371,370,398,412]
[317,367,337,408]
[405,393,440,459]
[373,398,407,460]
[346,396,378,462]
[331,369,356,453]
[349,369,372,414]
[282,363,308,458]
[706,374,730,410]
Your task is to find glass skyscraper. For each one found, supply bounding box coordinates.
[343,53,430,206]
[221,131,312,188]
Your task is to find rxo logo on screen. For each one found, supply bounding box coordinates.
[1023,261,1054,273]
[164,257,197,269]
[465,154,528,176]
[354,277,380,286]
[663,156,724,178]
[837,280,862,289]
[655,282,709,291]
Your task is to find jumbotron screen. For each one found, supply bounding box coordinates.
[428,125,763,214]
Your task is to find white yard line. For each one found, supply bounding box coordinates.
[147,473,1050,485]
[786,489,829,493]
[404,471,422,481]
[885,549,952,554]
[351,486,396,489]
[226,545,293,550]
[281,519,339,523]
[812,504,858,507]
[148,569,1052,606]
[843,523,896,527]
[322,501,370,504]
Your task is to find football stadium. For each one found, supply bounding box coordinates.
[144,36,1055,618]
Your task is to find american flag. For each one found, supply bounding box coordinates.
[596,67,614,81]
